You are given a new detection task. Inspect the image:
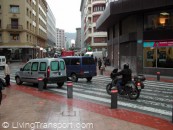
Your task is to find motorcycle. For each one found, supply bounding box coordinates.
[106,69,145,100]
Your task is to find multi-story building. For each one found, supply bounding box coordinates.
[56,28,65,49]
[97,0,173,76]
[80,0,107,52]
[0,0,48,61]
[75,28,81,49]
[47,4,56,52]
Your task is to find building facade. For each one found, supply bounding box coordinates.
[47,4,56,56]
[75,28,81,49]
[80,0,107,52]
[97,0,173,76]
[56,28,65,49]
[0,0,47,61]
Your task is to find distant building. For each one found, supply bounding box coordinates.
[56,28,65,49]
[47,4,57,49]
[75,28,81,49]
[80,0,107,52]
[0,0,48,61]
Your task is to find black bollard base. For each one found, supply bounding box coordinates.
[156,72,160,81]
[67,87,73,98]
[67,81,73,98]
[38,78,44,91]
[111,89,118,109]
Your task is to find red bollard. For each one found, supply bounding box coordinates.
[111,88,118,109]
[67,81,73,98]
[38,77,44,91]
[156,72,160,81]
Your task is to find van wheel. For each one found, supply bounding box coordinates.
[57,82,64,88]
[86,77,92,82]
[16,77,23,85]
[71,74,78,82]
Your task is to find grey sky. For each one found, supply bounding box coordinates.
[47,0,81,33]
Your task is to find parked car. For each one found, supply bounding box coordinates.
[15,58,66,88]
[62,56,97,82]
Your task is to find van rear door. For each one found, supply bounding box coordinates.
[82,57,96,77]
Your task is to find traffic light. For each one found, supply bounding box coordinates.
[87,45,92,51]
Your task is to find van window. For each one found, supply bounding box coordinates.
[71,58,80,65]
[23,62,31,71]
[40,62,46,71]
[63,58,70,65]
[31,62,38,71]
[60,61,65,70]
[82,58,95,65]
[2,58,5,62]
[51,61,59,71]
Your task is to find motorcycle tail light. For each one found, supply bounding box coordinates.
[137,82,141,86]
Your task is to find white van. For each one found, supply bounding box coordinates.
[84,51,103,59]
[0,56,6,67]
[15,58,67,88]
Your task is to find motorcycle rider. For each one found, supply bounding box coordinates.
[112,63,132,94]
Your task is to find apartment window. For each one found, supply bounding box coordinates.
[10,5,19,13]
[10,33,19,41]
[11,19,18,29]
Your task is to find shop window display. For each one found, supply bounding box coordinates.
[143,41,173,68]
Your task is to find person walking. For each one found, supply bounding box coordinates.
[4,61,10,86]
[98,58,102,70]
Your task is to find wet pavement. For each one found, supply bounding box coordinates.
[0,84,173,130]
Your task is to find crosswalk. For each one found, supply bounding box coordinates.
[1,73,173,121]
[48,75,173,121]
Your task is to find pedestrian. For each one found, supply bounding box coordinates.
[4,61,10,86]
[94,57,97,65]
[98,58,102,70]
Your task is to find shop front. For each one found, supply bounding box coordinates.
[0,47,42,62]
[143,41,173,76]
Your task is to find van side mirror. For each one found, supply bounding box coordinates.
[20,68,24,71]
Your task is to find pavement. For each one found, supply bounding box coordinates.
[0,62,172,130]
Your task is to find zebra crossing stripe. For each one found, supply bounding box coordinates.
[49,88,172,116]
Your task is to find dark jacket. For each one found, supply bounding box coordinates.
[114,68,132,85]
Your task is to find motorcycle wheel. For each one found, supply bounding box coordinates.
[106,83,112,95]
[128,87,140,100]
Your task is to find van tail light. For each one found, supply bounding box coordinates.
[80,69,84,75]
[47,66,50,78]
[136,82,141,86]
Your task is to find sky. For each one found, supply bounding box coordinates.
[47,0,81,33]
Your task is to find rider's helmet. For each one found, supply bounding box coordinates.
[123,63,129,69]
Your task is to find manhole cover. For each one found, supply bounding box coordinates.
[62,111,76,116]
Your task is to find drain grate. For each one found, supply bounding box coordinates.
[62,111,76,116]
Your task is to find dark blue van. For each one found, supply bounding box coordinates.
[62,56,96,82]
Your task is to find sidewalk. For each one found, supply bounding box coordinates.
[0,84,173,130]
[98,66,173,83]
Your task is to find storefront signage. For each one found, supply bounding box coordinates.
[144,41,173,47]
[155,41,173,47]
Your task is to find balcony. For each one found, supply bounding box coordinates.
[6,24,23,32]
[93,0,105,5]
